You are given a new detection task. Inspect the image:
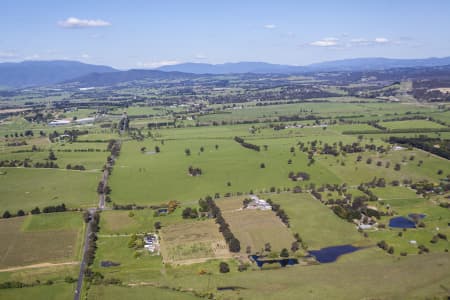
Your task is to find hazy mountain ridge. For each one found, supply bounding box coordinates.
[0,60,116,88]
[2,56,450,88]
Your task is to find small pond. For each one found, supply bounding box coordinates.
[389,216,416,228]
[308,245,360,263]
[250,255,299,268]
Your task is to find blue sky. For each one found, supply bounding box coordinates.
[1,0,450,69]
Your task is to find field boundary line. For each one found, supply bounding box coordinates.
[0,261,79,273]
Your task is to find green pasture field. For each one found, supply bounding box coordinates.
[216,197,294,253]
[0,282,75,300]
[366,190,450,255]
[160,219,230,263]
[0,168,99,214]
[87,285,200,300]
[269,193,365,249]
[99,209,182,235]
[380,119,447,130]
[1,141,109,171]
[0,212,84,269]
[315,147,449,185]
[89,247,450,300]
[92,235,164,282]
[197,102,437,123]
[108,136,342,206]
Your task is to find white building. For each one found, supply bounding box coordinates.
[48,119,71,126]
[246,195,272,211]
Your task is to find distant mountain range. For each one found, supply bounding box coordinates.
[1,56,450,88]
[0,60,116,88]
[158,57,450,74]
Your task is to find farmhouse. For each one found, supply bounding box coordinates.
[143,233,159,253]
[246,195,272,211]
[48,119,71,126]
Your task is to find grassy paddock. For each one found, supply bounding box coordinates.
[217,197,295,253]
[0,167,99,214]
[0,213,84,269]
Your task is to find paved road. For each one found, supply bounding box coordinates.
[73,209,94,300]
[74,140,120,299]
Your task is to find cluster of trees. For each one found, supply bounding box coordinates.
[97,181,111,195]
[66,164,86,171]
[430,233,447,244]
[6,140,27,147]
[1,203,67,219]
[0,159,56,169]
[201,196,241,252]
[111,203,149,210]
[234,136,260,152]
[86,211,100,266]
[377,240,395,254]
[118,114,130,132]
[288,171,310,181]
[182,207,199,219]
[0,279,57,289]
[389,136,450,160]
[344,127,450,135]
[48,129,88,142]
[56,148,104,152]
[411,180,450,195]
[3,130,35,139]
[266,199,289,227]
[188,166,202,176]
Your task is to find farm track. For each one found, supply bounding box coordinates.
[0,261,78,273]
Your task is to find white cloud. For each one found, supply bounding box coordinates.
[81,53,90,59]
[194,54,207,60]
[263,24,276,29]
[24,54,40,60]
[136,60,180,69]
[310,37,339,47]
[0,51,18,59]
[374,37,389,43]
[58,17,111,28]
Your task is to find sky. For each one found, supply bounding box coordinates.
[1,0,450,69]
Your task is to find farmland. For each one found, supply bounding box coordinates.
[1,69,450,300]
[0,212,84,269]
[160,220,230,264]
[217,197,294,253]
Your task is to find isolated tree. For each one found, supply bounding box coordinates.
[215,144,219,150]
[260,163,266,169]
[48,150,57,161]
[264,242,271,252]
[31,207,40,214]
[394,163,401,171]
[219,262,230,273]
[280,248,290,258]
[155,146,160,153]
[229,238,241,252]
[140,147,146,153]
[154,221,161,230]
[200,146,204,152]
[291,241,300,252]
[17,209,25,217]
[2,211,12,218]
[185,148,191,156]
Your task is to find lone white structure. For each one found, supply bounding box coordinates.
[246,195,272,211]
